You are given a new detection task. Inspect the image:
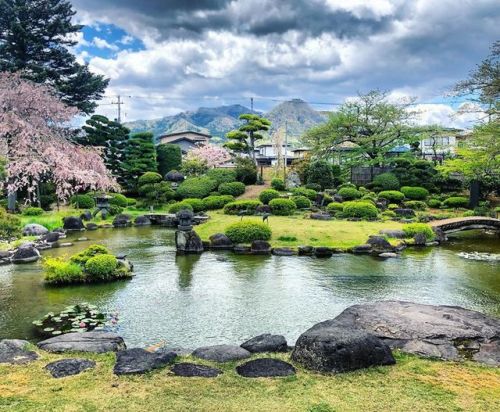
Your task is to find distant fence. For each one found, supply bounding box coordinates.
[350,166,393,186]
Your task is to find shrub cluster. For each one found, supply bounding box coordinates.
[22,207,44,216]
[235,157,257,185]
[292,187,317,200]
[291,195,311,209]
[271,178,285,191]
[177,177,218,199]
[372,173,400,190]
[223,200,262,215]
[85,254,118,280]
[400,186,429,200]
[378,190,405,203]
[402,223,435,241]
[169,202,194,214]
[269,198,297,216]
[43,258,84,284]
[181,198,205,212]
[338,187,362,200]
[202,195,234,210]
[427,198,442,208]
[109,193,129,208]
[404,200,428,211]
[207,168,237,186]
[71,194,95,209]
[259,189,280,204]
[70,244,110,266]
[225,221,272,243]
[326,202,344,215]
[443,196,469,208]
[341,201,378,219]
[218,181,246,196]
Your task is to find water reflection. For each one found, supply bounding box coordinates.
[175,254,200,288]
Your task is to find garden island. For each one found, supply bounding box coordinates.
[0,1,499,411]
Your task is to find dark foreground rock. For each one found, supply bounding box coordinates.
[22,223,49,236]
[272,248,295,256]
[251,240,271,255]
[209,233,234,250]
[134,215,151,226]
[236,358,296,378]
[241,334,288,353]
[0,339,39,364]
[366,235,393,252]
[45,358,96,378]
[176,230,204,254]
[171,363,222,378]
[292,324,395,373]
[113,214,132,228]
[332,301,500,365]
[192,345,251,362]
[11,245,41,264]
[63,216,85,231]
[37,332,126,353]
[114,348,176,375]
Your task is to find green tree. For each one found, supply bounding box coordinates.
[0,0,108,114]
[81,115,129,185]
[225,114,271,163]
[157,144,182,176]
[122,132,157,191]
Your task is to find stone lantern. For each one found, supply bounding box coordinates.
[176,209,194,231]
[175,209,203,254]
[93,194,111,218]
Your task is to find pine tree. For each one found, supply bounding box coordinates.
[0,0,108,114]
[122,132,158,191]
[225,114,271,164]
[157,144,182,176]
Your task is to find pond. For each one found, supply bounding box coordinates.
[0,227,498,348]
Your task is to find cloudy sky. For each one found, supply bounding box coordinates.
[70,0,499,128]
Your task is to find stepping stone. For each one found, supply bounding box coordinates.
[113,348,176,375]
[192,345,251,362]
[45,358,96,378]
[171,363,222,378]
[0,339,38,364]
[236,358,296,378]
[38,332,126,353]
[241,334,288,353]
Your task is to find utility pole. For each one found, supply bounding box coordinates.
[111,95,124,123]
[250,97,254,112]
[283,121,288,180]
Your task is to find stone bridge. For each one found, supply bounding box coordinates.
[430,216,500,240]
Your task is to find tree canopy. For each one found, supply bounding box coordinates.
[121,132,157,191]
[225,114,271,163]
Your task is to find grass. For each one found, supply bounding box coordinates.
[0,351,498,411]
[195,211,403,249]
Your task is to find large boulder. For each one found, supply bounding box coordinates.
[379,229,406,239]
[22,223,48,236]
[63,216,85,231]
[37,332,126,353]
[165,170,185,182]
[11,244,40,264]
[332,301,500,365]
[292,324,395,373]
[241,334,288,353]
[209,233,234,250]
[42,231,60,243]
[134,215,151,226]
[251,240,271,255]
[366,235,393,252]
[314,247,333,258]
[176,230,204,254]
[171,363,222,378]
[80,210,92,221]
[192,344,251,362]
[113,348,176,375]
[45,358,96,378]
[113,214,132,228]
[236,358,296,378]
[86,223,99,231]
[0,339,39,364]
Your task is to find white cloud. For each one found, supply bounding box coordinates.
[92,37,120,51]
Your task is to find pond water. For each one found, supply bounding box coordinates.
[0,227,498,348]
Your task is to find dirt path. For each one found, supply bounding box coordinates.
[238,182,270,200]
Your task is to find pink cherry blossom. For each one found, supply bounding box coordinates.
[185,143,231,168]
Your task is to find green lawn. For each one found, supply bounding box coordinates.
[0,351,498,411]
[195,211,403,249]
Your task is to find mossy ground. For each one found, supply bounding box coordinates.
[0,351,498,411]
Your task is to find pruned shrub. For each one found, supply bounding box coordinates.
[22,207,44,216]
[292,187,317,200]
[218,181,246,196]
[341,201,378,219]
[71,194,95,209]
[177,177,218,199]
[381,210,397,218]
[259,189,280,204]
[427,198,442,208]
[373,173,400,190]
[401,186,429,200]
[207,168,237,186]
[378,190,405,203]
[138,172,162,186]
[402,223,435,241]
[292,195,311,209]
[109,193,129,208]
[326,202,344,215]
[271,178,285,191]
[85,254,118,280]
[338,187,362,200]
[202,195,234,210]
[306,160,334,190]
[70,244,110,266]
[443,196,469,208]
[225,221,272,243]
[223,200,262,215]
[235,157,257,185]
[181,198,205,212]
[404,200,428,211]
[269,198,297,216]
[169,202,194,214]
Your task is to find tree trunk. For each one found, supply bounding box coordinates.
[7,190,16,212]
[469,180,480,209]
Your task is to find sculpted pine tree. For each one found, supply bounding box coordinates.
[225,114,271,163]
[122,132,158,191]
[0,72,117,209]
[0,0,108,114]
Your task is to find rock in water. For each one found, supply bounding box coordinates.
[114,348,176,375]
[45,358,96,378]
[292,324,395,373]
[113,214,132,228]
[171,363,222,377]
[134,215,151,226]
[192,345,251,362]
[11,245,40,264]
[332,301,500,365]
[22,223,49,236]
[241,334,288,353]
[63,216,85,231]
[176,230,204,254]
[251,240,271,255]
[37,332,126,353]
[366,235,393,252]
[0,339,39,364]
[209,233,234,250]
[236,358,296,378]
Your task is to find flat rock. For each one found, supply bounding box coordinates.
[171,363,222,377]
[37,332,126,353]
[192,344,251,362]
[351,244,373,254]
[378,252,399,258]
[134,215,151,226]
[0,339,39,364]
[272,248,295,256]
[42,232,60,243]
[155,346,192,357]
[114,348,176,375]
[22,223,48,236]
[209,233,234,250]
[332,301,500,364]
[86,223,99,230]
[298,245,314,256]
[314,247,333,258]
[251,240,271,255]
[241,334,288,353]
[379,229,406,239]
[45,358,96,378]
[310,213,332,220]
[236,358,296,378]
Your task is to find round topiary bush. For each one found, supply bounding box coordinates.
[71,194,95,209]
[138,172,163,186]
[402,223,435,241]
[181,198,205,212]
[218,182,246,196]
[400,186,429,200]
[326,202,344,215]
[443,196,469,208]
[338,187,362,200]
[206,168,237,186]
[202,195,234,210]
[223,200,262,215]
[84,254,118,280]
[373,173,400,190]
[381,210,397,218]
[22,207,44,216]
[259,189,281,204]
[342,201,378,219]
[225,221,272,243]
[292,187,317,200]
[169,202,194,214]
[427,198,442,208]
[292,195,311,209]
[269,198,297,216]
[177,177,218,199]
[404,200,428,211]
[271,178,285,191]
[378,190,405,203]
[109,193,128,208]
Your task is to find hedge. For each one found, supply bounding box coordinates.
[378,190,405,203]
[109,193,129,208]
[373,173,400,190]
[22,207,44,216]
[341,201,378,219]
[326,202,344,214]
[402,223,435,241]
[292,187,317,201]
[404,200,428,211]
[218,181,246,196]
[443,196,469,208]
[427,198,442,208]
[169,202,194,214]
[271,178,285,191]
[259,189,280,204]
[400,186,429,200]
[181,198,205,212]
[207,168,237,186]
[223,200,262,215]
[269,198,297,216]
[225,221,272,243]
[177,177,218,199]
[202,195,234,210]
[71,194,95,209]
[292,195,311,209]
[338,187,362,200]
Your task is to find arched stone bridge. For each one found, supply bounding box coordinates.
[430,216,500,240]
